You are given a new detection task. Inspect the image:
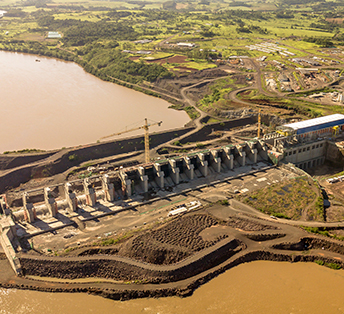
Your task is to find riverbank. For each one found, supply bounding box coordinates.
[1,261,344,314]
[1,248,344,300]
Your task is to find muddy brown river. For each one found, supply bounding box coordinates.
[0,51,189,153]
[1,261,344,313]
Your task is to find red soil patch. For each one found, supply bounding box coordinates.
[129,56,140,61]
[240,90,251,96]
[176,3,187,9]
[326,18,344,24]
[167,55,188,63]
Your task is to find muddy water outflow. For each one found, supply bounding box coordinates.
[0,51,189,153]
[1,261,344,313]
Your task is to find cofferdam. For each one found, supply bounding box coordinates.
[1,261,344,313]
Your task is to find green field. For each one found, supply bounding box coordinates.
[0,0,343,120]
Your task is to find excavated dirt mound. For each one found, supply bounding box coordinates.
[245,233,286,242]
[20,238,243,283]
[118,236,190,265]
[273,237,344,254]
[226,216,279,231]
[78,248,119,256]
[20,258,163,282]
[118,214,226,265]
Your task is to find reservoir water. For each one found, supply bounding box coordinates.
[0,51,189,153]
[1,261,344,313]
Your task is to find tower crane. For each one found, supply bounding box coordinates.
[100,118,162,164]
[257,108,261,139]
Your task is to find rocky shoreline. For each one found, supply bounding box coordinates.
[1,250,343,300]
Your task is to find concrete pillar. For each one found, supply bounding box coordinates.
[120,172,132,197]
[138,167,149,193]
[44,187,58,217]
[154,163,165,188]
[0,195,10,216]
[211,150,221,172]
[64,183,78,213]
[197,153,208,177]
[83,179,96,206]
[224,147,234,170]
[251,148,258,163]
[183,157,194,180]
[101,174,115,202]
[22,192,36,223]
[169,159,180,184]
[237,146,246,166]
[258,140,268,160]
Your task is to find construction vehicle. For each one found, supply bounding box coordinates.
[100,118,162,164]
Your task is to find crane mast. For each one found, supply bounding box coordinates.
[100,118,162,164]
[144,118,150,164]
[257,109,261,139]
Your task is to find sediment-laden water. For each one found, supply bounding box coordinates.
[0,51,189,153]
[1,261,344,313]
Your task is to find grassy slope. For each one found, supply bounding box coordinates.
[241,178,323,221]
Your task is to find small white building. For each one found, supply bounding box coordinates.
[47,31,62,39]
[177,42,195,48]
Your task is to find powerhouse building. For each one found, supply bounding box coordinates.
[269,114,344,170]
[277,114,344,138]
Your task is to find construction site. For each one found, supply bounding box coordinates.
[2,112,344,299]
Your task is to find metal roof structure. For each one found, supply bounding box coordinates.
[281,114,344,135]
[47,31,61,39]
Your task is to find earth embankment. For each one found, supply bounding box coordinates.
[2,210,344,300]
[19,239,243,284]
[0,127,193,193]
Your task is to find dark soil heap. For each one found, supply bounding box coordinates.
[273,237,344,254]
[226,216,278,231]
[118,214,227,265]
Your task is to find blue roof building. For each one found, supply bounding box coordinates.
[280,114,344,135]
